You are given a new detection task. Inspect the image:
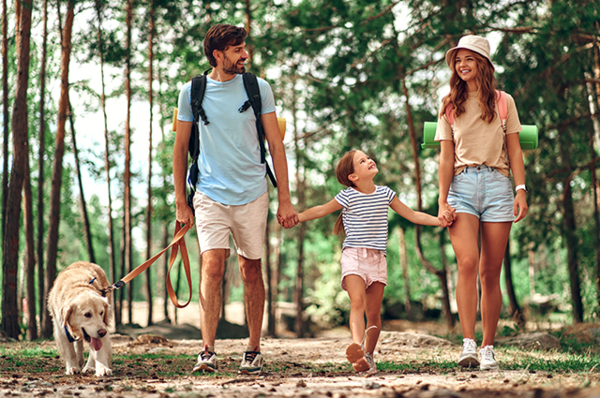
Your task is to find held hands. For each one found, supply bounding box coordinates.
[438,203,457,227]
[514,190,528,223]
[277,201,299,229]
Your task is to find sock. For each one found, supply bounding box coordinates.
[205,345,215,353]
[246,344,259,352]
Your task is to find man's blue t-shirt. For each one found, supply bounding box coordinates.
[177,74,276,205]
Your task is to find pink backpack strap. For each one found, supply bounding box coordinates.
[444,103,455,128]
[496,90,507,130]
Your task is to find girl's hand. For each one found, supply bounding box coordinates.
[437,202,456,227]
[514,190,528,223]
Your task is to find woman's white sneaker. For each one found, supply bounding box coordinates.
[480,345,499,371]
[457,338,479,368]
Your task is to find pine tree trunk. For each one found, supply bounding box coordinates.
[266,206,275,336]
[244,0,253,70]
[292,81,305,338]
[563,175,584,323]
[1,0,9,242]
[161,222,170,322]
[591,38,600,311]
[145,5,155,327]
[2,0,32,339]
[124,0,134,325]
[36,0,48,333]
[23,157,37,340]
[42,0,74,338]
[401,77,454,329]
[96,0,118,326]
[398,226,411,312]
[503,240,525,329]
[69,102,95,263]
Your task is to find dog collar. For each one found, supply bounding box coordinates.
[64,326,76,343]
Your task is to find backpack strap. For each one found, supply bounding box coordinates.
[186,72,209,210]
[496,90,507,132]
[444,103,455,133]
[191,73,209,127]
[241,72,277,187]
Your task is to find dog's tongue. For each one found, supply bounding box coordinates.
[91,337,102,351]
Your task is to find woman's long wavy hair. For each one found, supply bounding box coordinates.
[333,150,356,236]
[439,50,498,124]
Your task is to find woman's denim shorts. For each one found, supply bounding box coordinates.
[447,165,515,222]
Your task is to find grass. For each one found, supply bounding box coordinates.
[1,341,599,379]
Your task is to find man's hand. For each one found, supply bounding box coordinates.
[277,201,298,229]
[176,201,195,227]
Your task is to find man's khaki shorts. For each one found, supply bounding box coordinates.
[193,191,268,260]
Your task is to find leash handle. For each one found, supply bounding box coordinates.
[108,222,193,309]
[166,221,193,308]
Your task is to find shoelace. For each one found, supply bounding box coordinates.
[481,346,495,360]
[244,351,260,363]
[200,350,215,360]
[463,338,476,351]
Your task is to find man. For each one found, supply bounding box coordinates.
[173,24,297,375]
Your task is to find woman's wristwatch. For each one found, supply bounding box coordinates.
[515,184,527,193]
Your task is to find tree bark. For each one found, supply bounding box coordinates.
[563,174,584,323]
[145,3,155,327]
[95,0,118,325]
[503,240,525,329]
[124,0,134,325]
[42,0,74,338]
[1,0,9,243]
[244,0,254,71]
[23,157,37,340]
[591,37,600,310]
[401,77,454,329]
[292,78,305,337]
[36,0,48,333]
[2,0,32,339]
[266,208,276,336]
[398,226,411,312]
[161,222,170,322]
[69,101,95,263]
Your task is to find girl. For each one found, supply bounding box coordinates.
[297,149,454,375]
[435,35,528,371]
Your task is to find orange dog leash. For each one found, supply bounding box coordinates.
[106,221,193,308]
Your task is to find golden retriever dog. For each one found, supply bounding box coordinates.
[48,261,113,376]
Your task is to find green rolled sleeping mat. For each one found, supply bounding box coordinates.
[421,122,538,150]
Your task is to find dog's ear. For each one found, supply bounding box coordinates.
[102,300,110,327]
[62,306,73,329]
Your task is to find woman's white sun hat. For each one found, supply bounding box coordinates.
[445,35,494,70]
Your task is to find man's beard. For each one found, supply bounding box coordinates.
[223,55,245,75]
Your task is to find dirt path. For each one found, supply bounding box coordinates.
[2,330,600,398]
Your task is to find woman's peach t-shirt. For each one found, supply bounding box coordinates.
[434,91,522,177]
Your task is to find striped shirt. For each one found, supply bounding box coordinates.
[334,185,396,254]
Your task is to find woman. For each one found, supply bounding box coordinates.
[435,35,528,371]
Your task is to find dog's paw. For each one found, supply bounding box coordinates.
[95,365,112,377]
[82,365,95,374]
[66,366,81,375]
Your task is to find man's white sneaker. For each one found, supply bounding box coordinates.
[480,345,499,371]
[192,347,218,373]
[457,338,479,368]
[239,349,264,375]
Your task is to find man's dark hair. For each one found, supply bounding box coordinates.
[204,24,247,67]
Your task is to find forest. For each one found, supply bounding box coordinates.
[0,0,599,341]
